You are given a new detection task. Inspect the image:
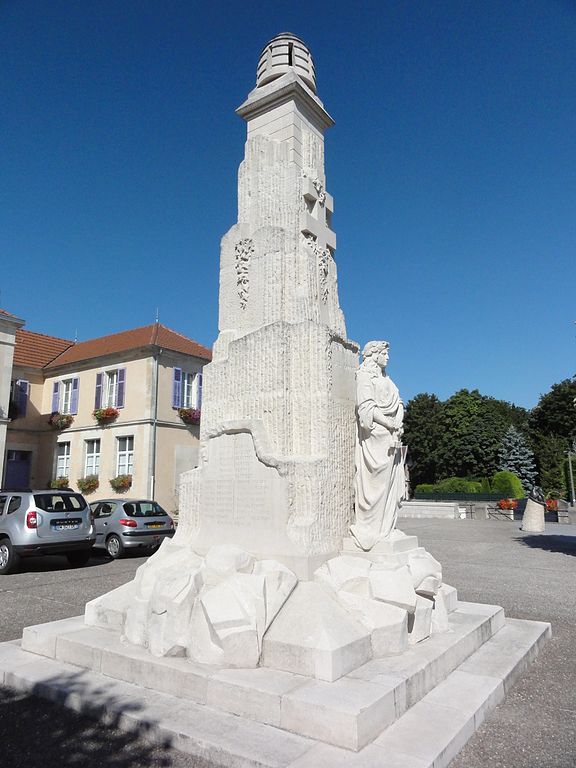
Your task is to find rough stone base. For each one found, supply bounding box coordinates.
[5,601,549,762]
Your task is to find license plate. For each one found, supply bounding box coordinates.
[147,523,163,528]
[53,523,80,531]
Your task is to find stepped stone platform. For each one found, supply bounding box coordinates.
[0,598,550,767]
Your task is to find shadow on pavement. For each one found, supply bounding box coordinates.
[518,534,576,556]
[0,671,174,768]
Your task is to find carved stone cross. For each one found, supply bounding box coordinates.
[301,175,336,304]
[301,175,336,255]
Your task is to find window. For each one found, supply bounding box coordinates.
[9,379,29,418]
[61,379,73,414]
[51,378,79,414]
[56,443,71,477]
[85,440,101,476]
[92,502,116,518]
[0,497,6,516]
[34,493,86,512]
[173,368,202,409]
[95,369,125,409]
[7,497,22,514]
[105,371,118,407]
[116,436,134,476]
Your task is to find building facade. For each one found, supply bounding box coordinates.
[3,321,211,513]
[0,309,25,483]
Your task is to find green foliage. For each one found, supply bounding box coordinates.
[415,477,484,494]
[498,426,536,492]
[436,476,477,493]
[528,377,576,496]
[414,483,436,494]
[403,393,442,487]
[529,378,576,442]
[491,470,525,499]
[404,378,572,498]
[532,433,568,497]
[436,390,519,480]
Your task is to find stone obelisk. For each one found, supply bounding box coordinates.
[178,33,358,578]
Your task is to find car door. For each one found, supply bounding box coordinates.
[93,503,115,545]
[91,503,113,545]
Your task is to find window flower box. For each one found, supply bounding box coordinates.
[109,474,132,493]
[48,412,74,430]
[93,407,119,425]
[178,407,201,426]
[50,476,69,490]
[77,475,99,495]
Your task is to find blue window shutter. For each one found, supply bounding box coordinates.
[16,380,29,417]
[51,382,60,412]
[70,377,79,415]
[116,368,126,408]
[95,373,103,409]
[173,368,182,408]
[196,373,203,409]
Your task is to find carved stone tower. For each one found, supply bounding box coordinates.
[178,33,358,578]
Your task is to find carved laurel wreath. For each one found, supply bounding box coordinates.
[235,238,254,309]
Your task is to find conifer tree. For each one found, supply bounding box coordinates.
[498,426,536,492]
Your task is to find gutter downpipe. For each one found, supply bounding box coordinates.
[150,347,162,500]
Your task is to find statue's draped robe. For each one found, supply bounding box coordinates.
[351,366,406,550]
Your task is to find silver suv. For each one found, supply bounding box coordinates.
[0,488,96,574]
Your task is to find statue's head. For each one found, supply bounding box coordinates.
[361,340,390,372]
[362,340,389,358]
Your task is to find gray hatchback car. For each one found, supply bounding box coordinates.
[89,498,175,558]
[0,488,96,574]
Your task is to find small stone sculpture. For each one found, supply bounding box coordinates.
[521,484,546,533]
[350,341,407,550]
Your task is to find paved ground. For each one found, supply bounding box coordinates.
[0,521,574,767]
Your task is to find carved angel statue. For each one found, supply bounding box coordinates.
[350,340,407,551]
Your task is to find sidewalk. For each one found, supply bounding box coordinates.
[400,518,576,768]
[0,519,573,767]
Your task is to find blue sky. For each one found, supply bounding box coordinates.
[2,0,575,409]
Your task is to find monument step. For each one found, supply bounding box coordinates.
[0,617,549,767]
[19,600,506,751]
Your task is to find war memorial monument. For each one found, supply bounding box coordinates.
[1,34,550,766]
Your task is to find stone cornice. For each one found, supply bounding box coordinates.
[236,71,334,130]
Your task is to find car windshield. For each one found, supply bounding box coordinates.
[122,501,167,517]
[34,493,87,512]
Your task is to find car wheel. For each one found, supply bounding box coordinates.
[106,534,124,559]
[66,550,91,568]
[0,539,20,575]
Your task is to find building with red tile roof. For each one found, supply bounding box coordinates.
[4,320,212,514]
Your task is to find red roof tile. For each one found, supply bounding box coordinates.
[46,323,211,368]
[14,329,74,369]
[0,308,24,323]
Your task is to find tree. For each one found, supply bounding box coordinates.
[530,378,576,442]
[529,377,576,496]
[435,390,512,480]
[532,433,568,497]
[498,426,536,492]
[403,393,442,487]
